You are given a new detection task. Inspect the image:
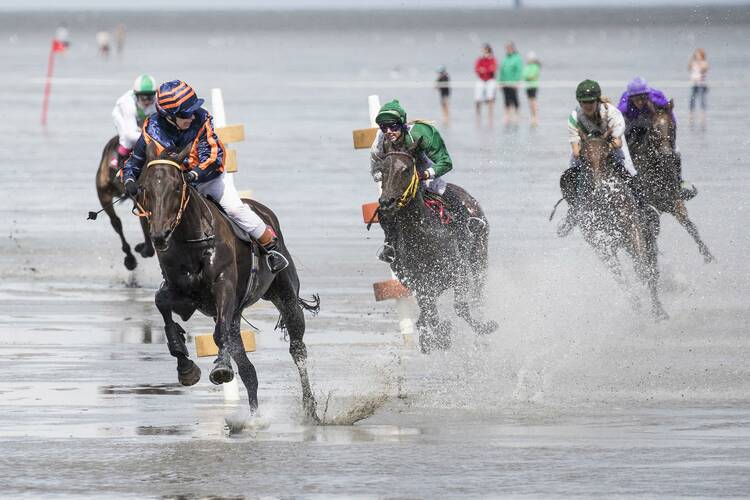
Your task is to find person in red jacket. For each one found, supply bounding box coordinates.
[474,43,498,127]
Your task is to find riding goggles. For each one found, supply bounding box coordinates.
[379,122,402,132]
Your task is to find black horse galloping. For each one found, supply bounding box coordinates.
[135,141,319,420]
[568,131,668,320]
[377,138,497,353]
[628,101,714,263]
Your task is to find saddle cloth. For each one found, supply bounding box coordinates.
[423,193,453,225]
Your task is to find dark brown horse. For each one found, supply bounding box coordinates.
[135,141,319,420]
[628,101,714,263]
[95,136,154,270]
[574,132,667,320]
[377,139,497,353]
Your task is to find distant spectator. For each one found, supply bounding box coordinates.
[96,31,111,59]
[115,24,126,57]
[55,23,70,49]
[688,48,709,124]
[474,43,498,126]
[498,41,523,126]
[435,65,451,125]
[522,51,541,127]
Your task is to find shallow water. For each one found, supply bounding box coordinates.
[1,7,749,498]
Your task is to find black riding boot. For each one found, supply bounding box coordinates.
[557,166,580,237]
[674,152,697,200]
[258,227,289,273]
[377,242,395,263]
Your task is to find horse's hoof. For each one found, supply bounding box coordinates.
[124,254,137,271]
[135,243,155,258]
[477,320,498,336]
[178,361,201,386]
[209,363,234,385]
[702,252,715,264]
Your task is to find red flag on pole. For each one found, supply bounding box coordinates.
[41,39,62,127]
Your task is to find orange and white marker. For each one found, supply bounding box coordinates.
[354,95,415,345]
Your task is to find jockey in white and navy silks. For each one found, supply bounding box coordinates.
[112,74,157,169]
[122,80,288,273]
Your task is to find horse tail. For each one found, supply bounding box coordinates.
[298,294,321,316]
[549,197,565,221]
[274,293,320,337]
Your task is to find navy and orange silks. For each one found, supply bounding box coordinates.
[122,108,225,184]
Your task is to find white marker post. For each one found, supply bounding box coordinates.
[355,95,415,345]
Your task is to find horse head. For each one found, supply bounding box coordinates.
[138,141,193,251]
[579,129,613,182]
[648,100,676,155]
[378,137,422,215]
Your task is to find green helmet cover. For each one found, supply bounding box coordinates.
[375,99,407,125]
[133,74,156,95]
[576,79,601,102]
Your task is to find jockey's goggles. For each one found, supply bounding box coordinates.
[136,94,155,101]
[379,122,402,132]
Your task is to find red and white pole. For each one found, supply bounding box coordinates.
[41,39,65,128]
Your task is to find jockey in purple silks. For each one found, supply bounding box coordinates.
[618,76,695,199]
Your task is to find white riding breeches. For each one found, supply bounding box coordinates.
[195,173,266,239]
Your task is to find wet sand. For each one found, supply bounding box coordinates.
[1,7,750,498]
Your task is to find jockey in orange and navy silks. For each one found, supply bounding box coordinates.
[123,80,224,185]
[123,80,289,273]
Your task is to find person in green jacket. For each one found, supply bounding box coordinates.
[522,51,541,127]
[498,41,523,126]
[370,99,458,262]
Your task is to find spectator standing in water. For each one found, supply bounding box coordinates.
[474,43,498,126]
[115,24,126,58]
[688,48,709,125]
[522,51,541,127]
[498,41,523,126]
[435,65,451,125]
[96,31,111,59]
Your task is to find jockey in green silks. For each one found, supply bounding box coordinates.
[369,99,467,263]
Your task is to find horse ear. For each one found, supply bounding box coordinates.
[668,99,674,112]
[647,100,656,113]
[145,140,158,161]
[175,142,192,165]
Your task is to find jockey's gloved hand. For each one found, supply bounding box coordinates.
[186,170,199,184]
[124,179,138,197]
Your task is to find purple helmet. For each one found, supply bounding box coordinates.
[627,76,649,96]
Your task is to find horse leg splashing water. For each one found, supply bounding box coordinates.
[577,133,668,321]
[95,136,155,271]
[137,141,319,421]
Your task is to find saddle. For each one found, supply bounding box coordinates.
[204,195,256,245]
[423,192,453,225]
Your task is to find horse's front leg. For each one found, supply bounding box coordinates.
[594,246,641,312]
[227,313,259,413]
[673,201,714,263]
[134,216,155,258]
[155,285,201,386]
[415,293,451,354]
[208,281,239,387]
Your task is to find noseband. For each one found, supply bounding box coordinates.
[133,159,191,238]
[384,151,420,208]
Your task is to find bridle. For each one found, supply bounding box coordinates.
[132,159,191,238]
[384,151,420,208]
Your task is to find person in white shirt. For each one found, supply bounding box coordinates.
[111,74,156,170]
[558,79,637,237]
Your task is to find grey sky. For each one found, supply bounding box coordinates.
[0,0,747,10]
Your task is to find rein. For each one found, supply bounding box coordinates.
[133,159,191,237]
[385,151,420,208]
